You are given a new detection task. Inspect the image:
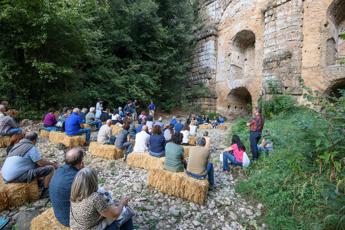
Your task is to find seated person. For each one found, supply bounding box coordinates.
[212,116,225,128]
[149,125,166,157]
[164,133,185,172]
[6,133,24,155]
[258,130,273,154]
[65,108,91,144]
[133,125,150,153]
[222,135,246,172]
[154,117,164,129]
[49,148,85,227]
[86,107,102,129]
[79,108,88,123]
[0,109,22,136]
[43,108,58,131]
[135,120,146,133]
[189,120,198,136]
[163,124,174,142]
[100,108,111,123]
[112,114,123,125]
[70,167,134,230]
[1,132,57,197]
[97,120,116,145]
[174,120,184,134]
[180,125,190,145]
[115,123,132,160]
[169,116,177,127]
[146,115,154,133]
[186,137,215,188]
[118,107,125,118]
[203,131,211,149]
[0,104,6,119]
[138,111,147,125]
[56,108,71,131]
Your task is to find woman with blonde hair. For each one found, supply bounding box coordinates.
[70,167,134,230]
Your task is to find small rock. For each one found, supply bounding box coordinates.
[193,220,201,226]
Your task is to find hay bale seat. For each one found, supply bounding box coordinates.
[31,208,69,230]
[111,125,123,136]
[88,142,124,160]
[39,130,50,138]
[49,132,86,147]
[0,177,40,212]
[199,124,212,130]
[81,123,91,129]
[188,136,196,146]
[217,124,228,130]
[127,152,164,170]
[148,169,209,204]
[0,136,11,148]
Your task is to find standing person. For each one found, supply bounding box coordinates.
[189,120,198,136]
[0,109,22,136]
[131,100,138,121]
[96,99,103,112]
[247,107,264,161]
[49,148,85,227]
[222,135,246,172]
[43,108,58,131]
[148,100,155,119]
[124,101,132,114]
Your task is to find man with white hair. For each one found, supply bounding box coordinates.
[97,119,116,144]
[133,125,150,152]
[85,107,101,129]
[0,104,6,119]
[65,108,91,144]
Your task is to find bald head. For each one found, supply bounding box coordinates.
[142,125,148,132]
[65,148,84,168]
[106,119,112,126]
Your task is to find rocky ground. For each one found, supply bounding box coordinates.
[0,123,266,230]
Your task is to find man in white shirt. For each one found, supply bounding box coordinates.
[133,125,150,152]
[97,120,115,144]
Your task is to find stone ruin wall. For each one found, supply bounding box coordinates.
[190,0,345,118]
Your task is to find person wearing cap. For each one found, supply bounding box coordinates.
[186,137,215,188]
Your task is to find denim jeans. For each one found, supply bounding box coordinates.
[104,218,134,230]
[187,162,215,186]
[88,120,102,129]
[75,128,91,143]
[105,136,116,145]
[7,128,23,136]
[250,131,261,160]
[223,151,242,171]
[149,150,165,158]
[43,126,59,132]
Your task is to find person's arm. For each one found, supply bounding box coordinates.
[100,197,130,219]
[36,159,58,169]
[9,117,18,128]
[223,146,233,152]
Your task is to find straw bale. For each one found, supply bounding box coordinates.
[31,208,70,230]
[89,142,124,160]
[49,132,65,144]
[0,177,40,210]
[0,136,11,148]
[61,135,86,148]
[217,124,228,130]
[199,124,212,129]
[127,152,164,170]
[188,136,196,146]
[111,125,123,136]
[148,169,209,204]
[39,130,50,138]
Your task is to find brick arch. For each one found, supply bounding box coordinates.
[325,79,345,98]
[226,87,252,118]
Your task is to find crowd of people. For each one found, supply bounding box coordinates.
[0,98,273,230]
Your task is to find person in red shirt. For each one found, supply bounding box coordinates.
[247,107,264,160]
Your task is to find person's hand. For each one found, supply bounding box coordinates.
[53,162,59,169]
[120,196,131,206]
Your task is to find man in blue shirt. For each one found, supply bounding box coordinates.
[49,148,84,227]
[148,100,156,118]
[65,108,91,144]
[174,120,184,133]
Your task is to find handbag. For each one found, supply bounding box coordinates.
[242,152,250,168]
[115,205,136,227]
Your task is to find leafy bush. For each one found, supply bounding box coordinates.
[259,95,296,118]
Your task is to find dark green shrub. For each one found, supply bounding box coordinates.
[260,94,296,118]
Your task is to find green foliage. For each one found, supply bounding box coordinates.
[233,90,345,229]
[259,94,296,119]
[0,0,197,112]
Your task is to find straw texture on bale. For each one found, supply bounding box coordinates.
[49,132,85,147]
[88,142,124,160]
[217,124,228,130]
[188,136,196,146]
[199,124,212,129]
[0,177,40,211]
[111,125,123,136]
[148,169,209,204]
[61,135,86,147]
[39,130,50,138]
[127,152,164,170]
[31,208,70,230]
[0,136,11,148]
